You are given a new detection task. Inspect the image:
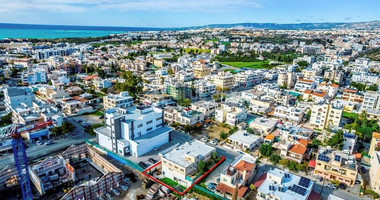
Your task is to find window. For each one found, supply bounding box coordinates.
[146,120,153,125]
[137,124,143,128]
[147,127,153,132]
[156,117,162,121]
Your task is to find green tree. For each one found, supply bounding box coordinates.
[308,138,322,149]
[288,161,297,171]
[220,132,229,140]
[178,98,192,107]
[212,152,219,161]
[368,84,378,91]
[115,71,143,99]
[269,154,281,165]
[279,159,289,167]
[327,130,344,150]
[259,144,273,157]
[246,128,255,134]
[198,160,207,173]
[297,61,308,68]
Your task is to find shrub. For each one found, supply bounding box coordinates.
[269,154,281,165]
[364,190,378,199]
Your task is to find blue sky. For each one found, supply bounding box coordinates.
[0,0,379,27]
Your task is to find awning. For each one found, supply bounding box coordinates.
[308,160,316,168]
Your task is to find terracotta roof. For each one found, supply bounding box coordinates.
[344,88,357,93]
[83,75,98,81]
[288,144,307,155]
[297,139,308,147]
[235,160,255,172]
[195,123,202,127]
[298,79,314,83]
[330,83,339,88]
[304,90,313,94]
[215,183,248,198]
[265,134,275,141]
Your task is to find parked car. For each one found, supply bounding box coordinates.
[209,140,217,145]
[45,141,54,145]
[361,166,366,173]
[201,138,208,143]
[339,183,347,190]
[216,178,220,183]
[36,141,42,146]
[99,115,104,119]
[355,180,361,185]
[148,158,157,164]
[204,135,210,139]
[325,183,337,190]
[139,162,148,169]
[207,182,217,190]
[82,122,87,126]
[153,146,161,151]
[105,193,112,200]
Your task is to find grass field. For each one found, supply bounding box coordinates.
[221,61,274,69]
[183,48,211,53]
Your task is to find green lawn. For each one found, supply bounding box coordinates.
[160,178,186,191]
[221,61,274,69]
[342,111,357,120]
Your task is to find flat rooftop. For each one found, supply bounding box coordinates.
[161,140,215,168]
[133,126,172,144]
[228,130,261,145]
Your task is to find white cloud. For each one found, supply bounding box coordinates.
[0,0,262,13]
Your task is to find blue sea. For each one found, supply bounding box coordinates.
[0,23,166,39]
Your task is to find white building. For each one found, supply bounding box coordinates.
[215,103,247,126]
[103,92,134,110]
[95,106,171,157]
[273,106,304,124]
[3,87,35,111]
[257,168,314,200]
[226,130,262,151]
[21,68,47,84]
[161,140,215,187]
[191,101,218,117]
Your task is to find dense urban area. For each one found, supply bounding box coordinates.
[1,27,380,200]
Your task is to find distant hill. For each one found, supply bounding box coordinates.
[190,21,380,30]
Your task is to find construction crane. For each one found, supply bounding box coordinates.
[3,120,53,200]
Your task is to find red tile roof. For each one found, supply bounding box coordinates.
[215,183,248,198]
[235,160,255,173]
[288,144,307,155]
[254,173,267,188]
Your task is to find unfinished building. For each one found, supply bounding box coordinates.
[29,156,75,195]
[60,144,123,200]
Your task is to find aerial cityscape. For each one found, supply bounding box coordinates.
[1,1,380,200]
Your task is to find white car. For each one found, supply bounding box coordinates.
[325,183,337,190]
[209,141,217,145]
[120,185,128,191]
[201,138,208,143]
[36,141,42,146]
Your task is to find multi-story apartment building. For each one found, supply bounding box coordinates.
[163,106,204,126]
[272,106,304,124]
[315,148,358,186]
[3,87,35,112]
[215,103,247,126]
[216,155,256,199]
[301,68,322,79]
[21,68,47,84]
[309,102,343,130]
[195,81,216,98]
[103,92,134,110]
[161,140,215,187]
[213,71,235,91]
[165,82,191,100]
[316,83,339,98]
[294,79,317,92]
[342,88,364,104]
[193,64,211,78]
[234,70,262,89]
[226,130,262,151]
[191,101,218,117]
[278,72,296,89]
[142,93,174,108]
[324,70,344,84]
[362,91,380,111]
[95,106,171,157]
[256,168,314,200]
[370,151,380,194]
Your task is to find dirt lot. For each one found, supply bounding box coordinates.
[72,114,103,125]
[206,125,230,139]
